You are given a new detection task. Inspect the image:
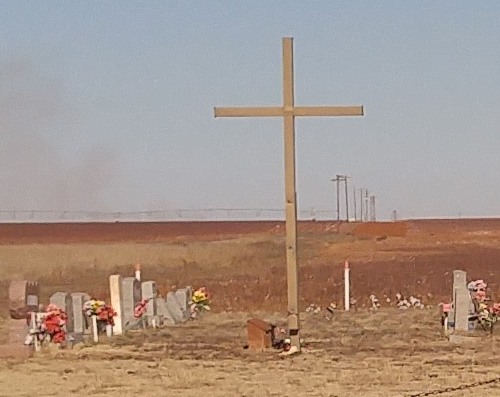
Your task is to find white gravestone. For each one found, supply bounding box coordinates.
[109,275,124,335]
[452,270,475,332]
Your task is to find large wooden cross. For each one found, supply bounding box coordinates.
[214,37,364,352]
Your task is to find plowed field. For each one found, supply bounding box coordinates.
[1,219,500,396]
[0,219,499,310]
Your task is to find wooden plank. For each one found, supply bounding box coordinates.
[214,107,282,118]
[293,106,364,117]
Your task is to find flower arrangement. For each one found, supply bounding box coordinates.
[25,304,67,346]
[469,279,500,334]
[134,299,149,318]
[43,304,68,343]
[468,279,488,301]
[83,300,117,326]
[190,287,210,318]
[478,302,499,331]
[369,294,380,311]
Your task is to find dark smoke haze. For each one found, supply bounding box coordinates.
[0,60,118,212]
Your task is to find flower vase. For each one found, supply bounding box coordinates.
[106,324,113,337]
[91,315,99,343]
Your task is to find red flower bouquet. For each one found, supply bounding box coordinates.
[134,299,149,318]
[41,304,68,344]
[83,300,117,326]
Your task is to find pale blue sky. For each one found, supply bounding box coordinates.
[1,1,499,220]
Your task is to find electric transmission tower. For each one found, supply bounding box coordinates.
[331,174,350,222]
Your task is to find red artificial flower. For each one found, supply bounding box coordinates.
[42,305,67,344]
[96,305,117,325]
[490,303,500,316]
[134,299,149,318]
[475,290,487,302]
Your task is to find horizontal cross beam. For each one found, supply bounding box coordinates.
[214,105,364,118]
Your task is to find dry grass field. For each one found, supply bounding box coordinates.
[1,219,500,396]
[0,310,499,396]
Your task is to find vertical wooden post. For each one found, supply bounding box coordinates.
[344,260,350,311]
[282,37,300,350]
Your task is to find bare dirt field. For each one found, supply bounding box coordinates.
[0,219,500,396]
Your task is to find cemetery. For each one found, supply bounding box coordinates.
[1,12,499,394]
[0,218,499,396]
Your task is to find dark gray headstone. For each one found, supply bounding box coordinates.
[166,292,185,323]
[156,297,177,326]
[9,280,39,319]
[175,287,192,312]
[142,281,160,327]
[26,295,38,307]
[141,281,158,317]
[71,292,91,335]
[174,287,193,321]
[49,292,74,333]
[122,277,142,327]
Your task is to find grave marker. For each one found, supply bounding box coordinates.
[71,292,91,335]
[122,277,142,329]
[49,292,74,333]
[175,287,193,321]
[0,281,36,359]
[9,280,39,319]
[109,275,124,335]
[166,291,185,323]
[247,318,275,350]
[156,297,177,326]
[141,281,159,326]
[451,270,475,332]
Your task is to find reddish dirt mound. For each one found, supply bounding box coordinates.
[353,221,408,237]
[0,220,342,244]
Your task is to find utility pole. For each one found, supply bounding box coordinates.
[364,189,369,222]
[334,175,340,222]
[358,188,364,222]
[369,195,376,221]
[352,186,357,221]
[344,175,350,222]
[332,174,349,222]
